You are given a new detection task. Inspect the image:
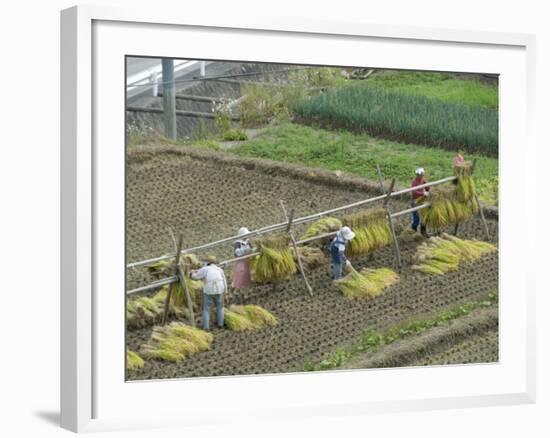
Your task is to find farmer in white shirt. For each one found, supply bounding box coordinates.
[191,255,228,330]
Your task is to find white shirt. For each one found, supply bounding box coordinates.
[191,264,227,295]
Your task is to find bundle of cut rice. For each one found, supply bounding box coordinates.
[147,253,202,276]
[126,289,188,329]
[300,217,343,242]
[126,350,145,370]
[335,267,399,300]
[342,208,392,257]
[250,234,297,283]
[295,246,326,270]
[412,233,496,275]
[139,322,213,363]
[418,186,477,229]
[224,305,278,331]
[454,161,476,203]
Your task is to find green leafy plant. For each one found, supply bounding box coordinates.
[292,85,498,156]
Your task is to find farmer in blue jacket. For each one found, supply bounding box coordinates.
[330,226,356,280]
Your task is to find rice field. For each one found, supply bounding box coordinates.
[126,146,499,380]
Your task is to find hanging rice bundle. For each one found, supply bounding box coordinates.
[139,322,213,363]
[412,233,496,275]
[126,289,188,329]
[147,253,202,276]
[418,186,476,229]
[335,267,399,300]
[295,246,326,270]
[250,234,297,284]
[126,350,145,371]
[342,208,392,257]
[300,217,343,241]
[454,161,476,203]
[224,305,278,331]
[161,276,204,308]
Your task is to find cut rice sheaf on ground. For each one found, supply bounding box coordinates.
[224,305,278,331]
[412,233,496,275]
[335,267,399,300]
[126,350,145,370]
[139,322,213,363]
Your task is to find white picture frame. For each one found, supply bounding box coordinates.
[60,4,536,433]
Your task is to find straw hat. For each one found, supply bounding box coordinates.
[339,226,356,241]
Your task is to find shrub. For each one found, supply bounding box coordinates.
[222,129,249,141]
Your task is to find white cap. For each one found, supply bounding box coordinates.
[237,227,250,237]
[415,167,425,175]
[339,226,356,241]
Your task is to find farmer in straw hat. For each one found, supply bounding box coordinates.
[411,167,430,237]
[191,255,227,331]
[330,226,356,280]
[230,227,254,292]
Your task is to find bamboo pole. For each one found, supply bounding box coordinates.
[127,176,458,269]
[162,234,184,325]
[177,264,196,327]
[390,202,432,218]
[383,178,402,270]
[280,201,313,297]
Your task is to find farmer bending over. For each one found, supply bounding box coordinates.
[191,255,227,331]
[411,167,429,237]
[330,226,355,280]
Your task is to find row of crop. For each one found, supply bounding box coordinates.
[292,85,498,157]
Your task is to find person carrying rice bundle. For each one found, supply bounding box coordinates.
[191,255,227,331]
[231,227,254,291]
[329,226,356,280]
[411,167,429,237]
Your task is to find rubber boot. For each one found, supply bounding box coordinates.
[421,224,429,238]
[412,224,418,232]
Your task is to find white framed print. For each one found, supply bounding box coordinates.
[60,4,536,433]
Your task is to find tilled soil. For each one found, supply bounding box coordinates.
[343,306,498,370]
[126,145,499,380]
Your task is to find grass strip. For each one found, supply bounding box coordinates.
[303,291,498,371]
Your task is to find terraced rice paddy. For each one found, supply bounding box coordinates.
[126,145,498,380]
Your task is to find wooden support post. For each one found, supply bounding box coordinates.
[280,201,313,297]
[383,178,402,270]
[162,234,184,325]
[475,193,491,240]
[470,158,490,240]
[376,164,386,195]
[177,264,196,327]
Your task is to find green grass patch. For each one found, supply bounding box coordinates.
[357,71,498,109]
[303,291,498,371]
[293,84,498,156]
[230,123,498,205]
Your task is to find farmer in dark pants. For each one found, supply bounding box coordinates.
[411,167,430,237]
[191,255,227,331]
[330,226,356,280]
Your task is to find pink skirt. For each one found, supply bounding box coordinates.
[232,259,252,288]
